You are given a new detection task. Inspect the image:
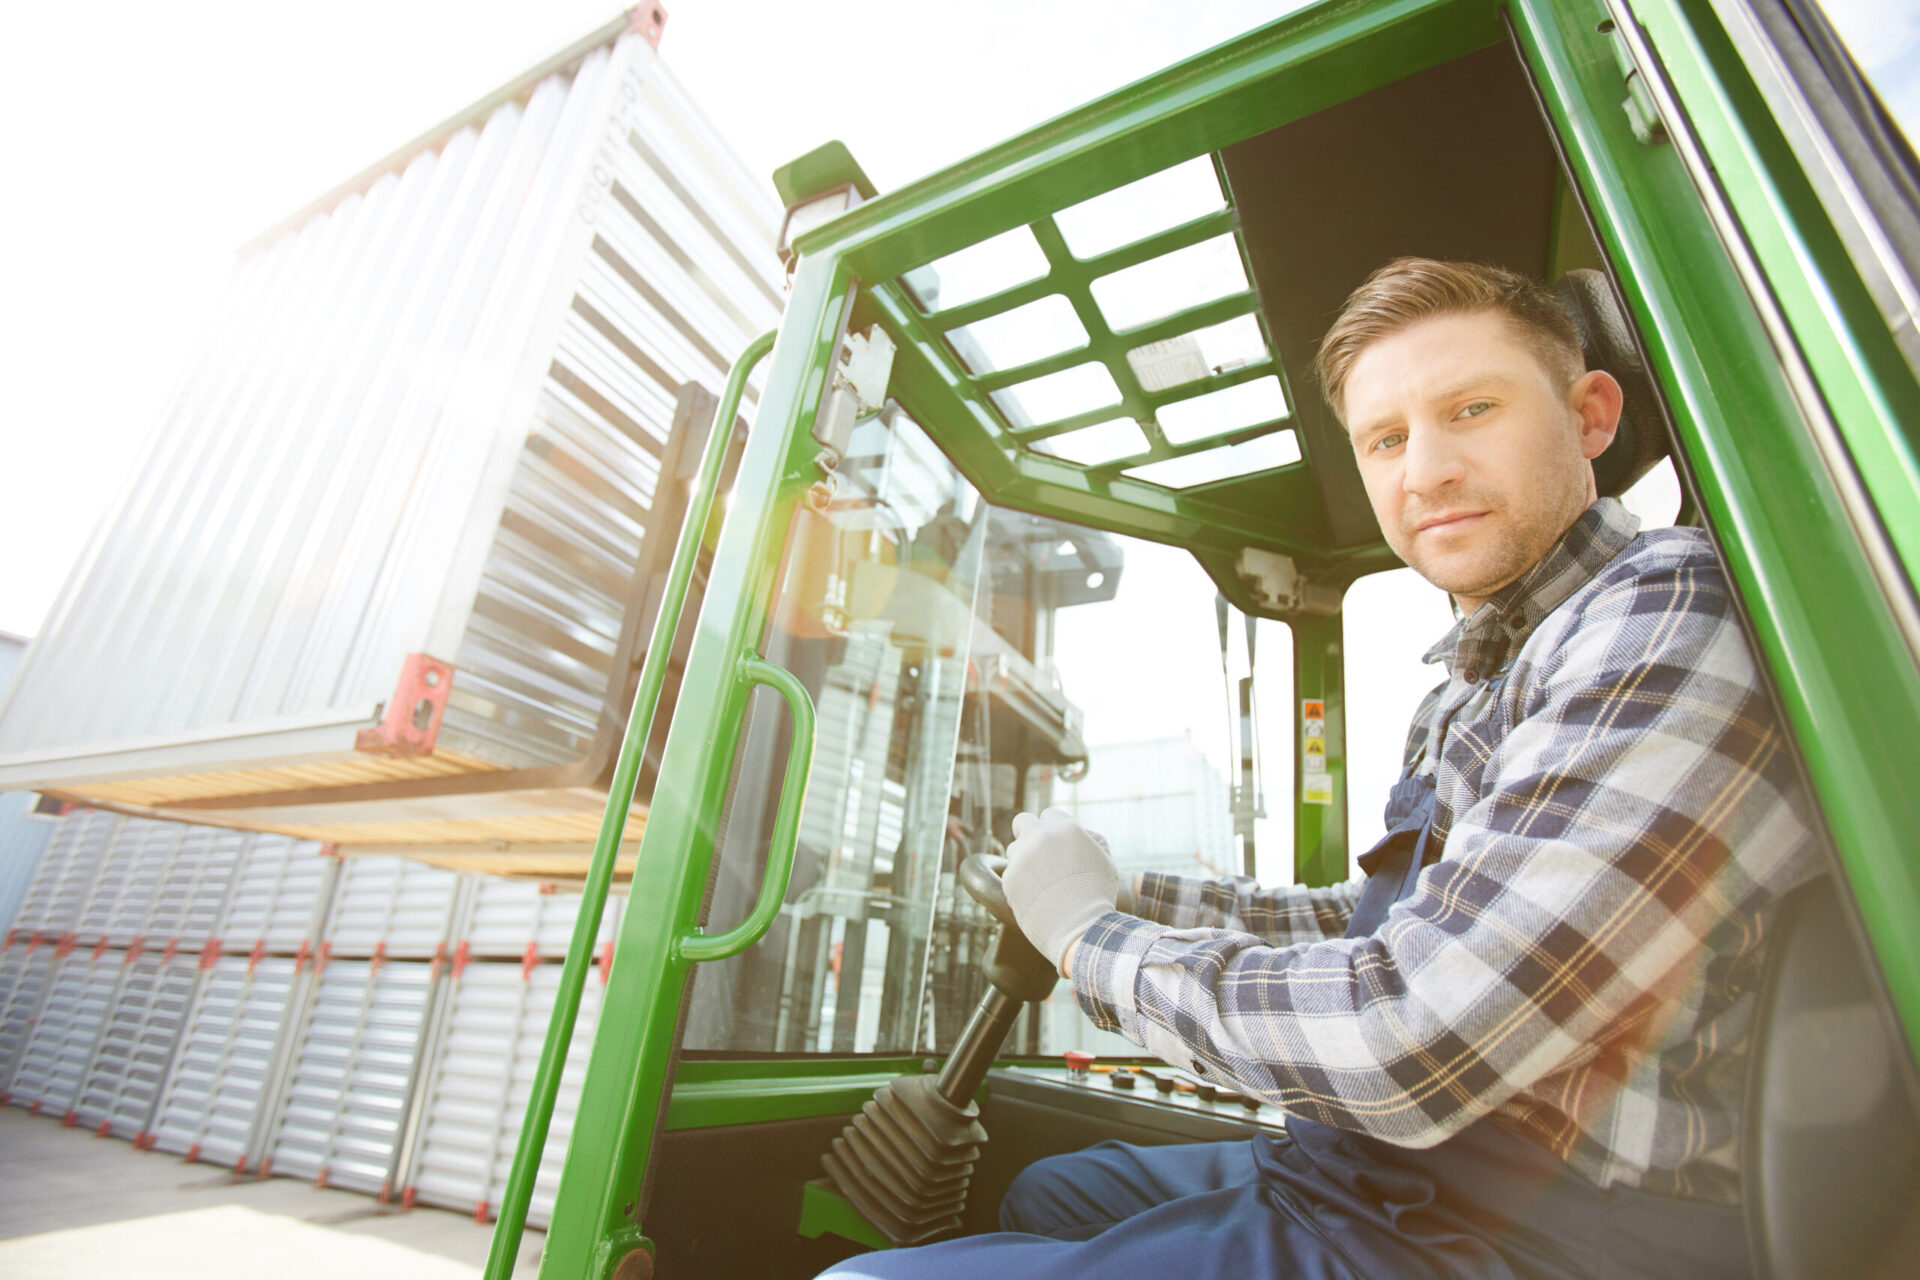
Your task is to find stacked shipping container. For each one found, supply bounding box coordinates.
[0,807,619,1226]
[0,11,783,868]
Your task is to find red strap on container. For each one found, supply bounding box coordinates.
[314,942,332,976]
[160,939,179,966]
[55,933,76,957]
[249,940,267,973]
[199,939,221,970]
[293,941,310,973]
[521,942,540,981]
[597,941,614,985]
[430,941,448,980]
[370,941,387,976]
[453,941,471,979]
[125,938,145,966]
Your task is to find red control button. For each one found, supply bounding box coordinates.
[1063,1051,1095,1074]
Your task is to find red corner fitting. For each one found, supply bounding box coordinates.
[313,1167,328,1190]
[355,653,456,758]
[474,1200,491,1225]
[28,1100,42,1115]
[61,1109,77,1127]
[626,3,667,49]
[377,1181,393,1204]
[258,1157,272,1178]
[597,941,614,985]
[185,1143,200,1163]
[96,1121,111,1138]
[234,1155,247,1175]
[135,1132,150,1150]
[401,1186,417,1209]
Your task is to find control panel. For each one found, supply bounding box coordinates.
[989,1055,1292,1137]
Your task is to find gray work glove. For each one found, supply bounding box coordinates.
[1003,807,1131,973]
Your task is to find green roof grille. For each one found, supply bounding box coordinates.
[886,154,1297,493]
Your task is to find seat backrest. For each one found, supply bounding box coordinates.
[1744,876,1920,1279]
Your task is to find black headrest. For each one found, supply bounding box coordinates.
[1552,270,1670,497]
[1743,877,1920,1279]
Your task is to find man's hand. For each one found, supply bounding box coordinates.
[1003,807,1130,974]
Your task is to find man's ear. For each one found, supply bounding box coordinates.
[1569,369,1623,461]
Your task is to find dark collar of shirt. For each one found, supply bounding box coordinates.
[1421,497,1642,682]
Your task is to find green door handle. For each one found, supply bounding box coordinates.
[678,655,816,963]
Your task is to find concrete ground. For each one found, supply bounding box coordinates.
[0,1107,545,1278]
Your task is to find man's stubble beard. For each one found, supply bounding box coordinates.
[1397,488,1586,608]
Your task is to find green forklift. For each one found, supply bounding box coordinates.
[485,0,1920,1274]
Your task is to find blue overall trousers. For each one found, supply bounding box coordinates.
[816,775,1752,1279]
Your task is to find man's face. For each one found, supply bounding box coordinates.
[1341,310,1621,616]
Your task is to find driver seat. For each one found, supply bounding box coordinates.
[1743,876,1920,1278]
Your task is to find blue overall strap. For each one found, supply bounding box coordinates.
[1342,773,1438,940]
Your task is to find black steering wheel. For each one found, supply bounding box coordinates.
[958,852,1019,931]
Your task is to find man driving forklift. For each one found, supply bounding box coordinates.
[818,257,1819,1279]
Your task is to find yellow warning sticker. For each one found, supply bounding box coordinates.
[1302,699,1332,804]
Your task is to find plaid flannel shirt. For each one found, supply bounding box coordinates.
[1072,499,1819,1201]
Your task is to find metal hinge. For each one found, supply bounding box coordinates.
[812,324,897,461]
[1601,11,1668,146]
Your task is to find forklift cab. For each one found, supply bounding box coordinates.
[496,0,1920,1276]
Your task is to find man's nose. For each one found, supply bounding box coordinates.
[1400,426,1465,495]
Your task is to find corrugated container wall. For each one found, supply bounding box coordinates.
[0,635,53,932]
[0,14,783,870]
[6,804,619,1201]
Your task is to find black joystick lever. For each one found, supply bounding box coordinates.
[818,853,1057,1246]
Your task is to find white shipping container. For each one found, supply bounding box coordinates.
[0,12,783,862]
[72,945,203,1140]
[263,956,441,1195]
[4,946,120,1121]
[9,808,119,943]
[399,959,607,1225]
[149,954,306,1169]
[0,939,56,1088]
[321,857,468,959]
[460,875,621,960]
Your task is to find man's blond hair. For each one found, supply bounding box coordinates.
[1316,258,1584,422]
